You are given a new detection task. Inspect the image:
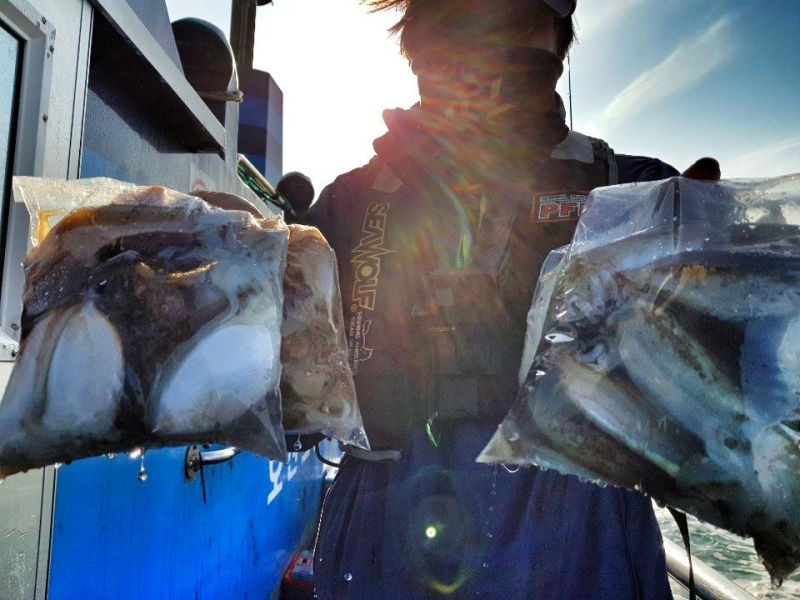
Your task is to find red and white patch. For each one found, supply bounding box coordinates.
[532,191,589,222]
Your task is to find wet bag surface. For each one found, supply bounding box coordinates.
[481,174,800,583]
[0,178,289,478]
[281,224,368,450]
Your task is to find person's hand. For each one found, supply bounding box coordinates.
[682,157,721,181]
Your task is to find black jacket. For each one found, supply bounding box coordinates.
[309,122,678,450]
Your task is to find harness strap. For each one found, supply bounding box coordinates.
[341,443,402,462]
[668,507,697,600]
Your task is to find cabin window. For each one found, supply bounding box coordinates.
[0,21,22,230]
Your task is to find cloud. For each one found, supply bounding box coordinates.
[596,16,736,133]
[575,0,647,40]
[726,137,800,178]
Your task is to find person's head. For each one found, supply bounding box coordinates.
[277,172,315,222]
[364,0,576,63]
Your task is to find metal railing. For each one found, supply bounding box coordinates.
[664,538,757,600]
[184,446,242,480]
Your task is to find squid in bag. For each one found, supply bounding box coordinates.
[188,191,369,449]
[0,177,289,479]
[480,174,800,584]
[281,224,369,450]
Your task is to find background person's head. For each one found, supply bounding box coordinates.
[277,172,315,222]
[364,0,576,64]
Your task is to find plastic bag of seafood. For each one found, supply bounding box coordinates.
[480,174,800,583]
[281,225,369,449]
[0,177,289,479]
[517,245,568,388]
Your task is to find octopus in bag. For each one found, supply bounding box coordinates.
[281,224,369,450]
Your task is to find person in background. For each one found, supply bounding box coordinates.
[308,1,720,598]
[278,171,316,224]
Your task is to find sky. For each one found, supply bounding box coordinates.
[165,0,800,197]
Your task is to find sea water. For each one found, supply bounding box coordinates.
[656,506,800,599]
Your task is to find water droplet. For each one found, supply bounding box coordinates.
[128,448,143,460]
[343,573,353,582]
[771,575,783,589]
[506,431,520,443]
[482,562,489,569]
[137,454,147,482]
[486,533,493,539]
[106,453,116,460]
[54,463,62,470]
[634,484,642,492]
[490,489,497,497]
[488,506,495,513]
[294,437,303,452]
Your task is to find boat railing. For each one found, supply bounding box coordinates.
[664,538,757,600]
[184,446,243,480]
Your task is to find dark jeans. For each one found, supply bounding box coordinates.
[315,418,673,600]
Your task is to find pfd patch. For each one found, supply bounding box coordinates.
[532,191,589,222]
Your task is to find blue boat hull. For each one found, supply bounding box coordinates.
[49,447,328,600]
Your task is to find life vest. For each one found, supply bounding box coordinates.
[336,131,617,451]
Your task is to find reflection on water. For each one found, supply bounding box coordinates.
[655,506,800,599]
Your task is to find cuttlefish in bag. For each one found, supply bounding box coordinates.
[0,178,289,479]
[480,175,800,584]
[190,191,369,450]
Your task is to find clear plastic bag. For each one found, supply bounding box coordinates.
[480,174,800,582]
[0,177,289,479]
[518,246,568,388]
[281,224,369,449]
[15,176,138,246]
